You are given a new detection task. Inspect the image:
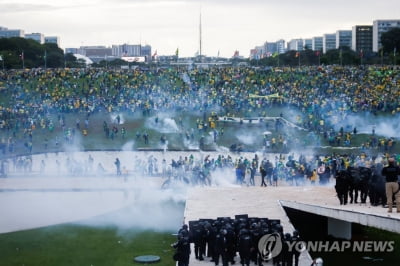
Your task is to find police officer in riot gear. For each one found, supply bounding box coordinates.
[172,228,191,266]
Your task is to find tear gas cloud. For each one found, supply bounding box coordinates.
[145,115,180,133]
[327,112,400,138]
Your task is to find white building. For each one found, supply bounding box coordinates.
[287,39,304,51]
[304,39,313,50]
[323,33,336,53]
[276,39,286,54]
[45,36,60,47]
[336,30,352,49]
[312,37,323,51]
[25,33,44,44]
[0,28,24,38]
[373,19,400,52]
[112,44,141,57]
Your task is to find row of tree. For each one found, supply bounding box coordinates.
[0,37,85,69]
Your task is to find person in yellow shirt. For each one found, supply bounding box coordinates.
[310,169,318,185]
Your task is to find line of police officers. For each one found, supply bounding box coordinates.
[172,216,301,266]
[335,158,400,212]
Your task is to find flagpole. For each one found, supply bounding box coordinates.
[394,47,397,66]
[44,50,47,69]
[299,52,300,68]
[21,50,25,69]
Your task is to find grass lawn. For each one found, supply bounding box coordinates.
[0,225,177,266]
[2,107,398,157]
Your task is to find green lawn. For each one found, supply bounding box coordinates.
[2,107,398,157]
[0,225,177,266]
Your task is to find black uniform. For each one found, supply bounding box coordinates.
[335,169,350,205]
[173,229,191,266]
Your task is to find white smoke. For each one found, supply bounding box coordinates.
[145,116,181,133]
[327,113,400,138]
[109,113,125,125]
[121,140,135,151]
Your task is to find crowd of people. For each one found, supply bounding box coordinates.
[0,65,399,156]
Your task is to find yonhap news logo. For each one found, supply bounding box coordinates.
[258,233,283,260]
[258,234,395,260]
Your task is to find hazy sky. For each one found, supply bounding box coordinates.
[1,0,399,57]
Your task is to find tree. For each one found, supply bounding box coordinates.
[381,27,400,54]
[0,37,64,69]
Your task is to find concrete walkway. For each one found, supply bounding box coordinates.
[183,185,400,266]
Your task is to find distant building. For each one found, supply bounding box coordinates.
[276,39,286,54]
[112,44,141,57]
[304,39,312,50]
[323,33,336,53]
[249,46,264,60]
[264,42,277,55]
[264,40,286,55]
[287,39,304,51]
[25,33,44,44]
[352,25,373,52]
[78,46,112,57]
[44,36,60,47]
[312,36,323,51]
[373,19,400,52]
[0,28,24,38]
[65,48,78,54]
[336,30,352,49]
[140,45,152,61]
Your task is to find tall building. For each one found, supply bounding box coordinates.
[276,39,286,54]
[323,33,336,53]
[304,39,312,50]
[112,44,141,57]
[265,41,278,54]
[65,48,78,54]
[352,25,373,52]
[373,19,400,52]
[140,45,152,60]
[336,30,352,49]
[312,37,323,51]
[287,39,304,51]
[25,33,44,44]
[45,36,60,47]
[0,28,24,38]
[249,45,264,60]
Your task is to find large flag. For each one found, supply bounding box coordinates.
[152,50,157,57]
[0,55,2,61]
[295,52,300,58]
[20,51,24,60]
[359,49,364,58]
[272,52,279,58]
[315,51,320,57]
